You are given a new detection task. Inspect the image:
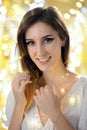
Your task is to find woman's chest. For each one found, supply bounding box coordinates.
[61,90,83,129]
[25,103,54,130]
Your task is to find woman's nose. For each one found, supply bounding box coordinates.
[36,44,45,56]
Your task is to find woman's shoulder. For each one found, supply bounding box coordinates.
[65,75,87,98]
[71,75,87,95]
[77,75,87,85]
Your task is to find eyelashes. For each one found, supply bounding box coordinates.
[25,37,55,46]
[26,41,35,46]
[44,37,54,43]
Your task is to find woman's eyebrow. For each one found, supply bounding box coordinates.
[41,34,53,39]
[25,35,54,41]
[25,38,33,41]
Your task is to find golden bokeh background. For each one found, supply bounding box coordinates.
[0,0,87,129]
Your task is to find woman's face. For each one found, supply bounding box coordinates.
[25,22,65,72]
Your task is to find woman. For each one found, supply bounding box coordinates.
[5,6,87,130]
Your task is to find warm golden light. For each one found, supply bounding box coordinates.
[0,0,87,129]
[76,2,82,8]
[61,88,65,94]
[68,97,75,105]
[64,13,70,19]
[69,9,76,14]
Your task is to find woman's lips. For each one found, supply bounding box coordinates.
[37,56,51,64]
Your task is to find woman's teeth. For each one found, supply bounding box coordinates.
[39,57,50,62]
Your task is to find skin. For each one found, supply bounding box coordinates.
[8,72,32,130]
[9,22,77,130]
[25,22,76,129]
[25,22,63,73]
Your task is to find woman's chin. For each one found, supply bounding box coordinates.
[39,66,51,72]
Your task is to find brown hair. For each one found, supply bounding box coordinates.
[17,6,70,111]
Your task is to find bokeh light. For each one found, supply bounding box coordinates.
[0,0,87,129]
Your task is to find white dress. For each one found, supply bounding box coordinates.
[5,76,87,130]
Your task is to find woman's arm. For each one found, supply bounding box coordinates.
[51,107,74,130]
[34,85,75,130]
[8,72,32,130]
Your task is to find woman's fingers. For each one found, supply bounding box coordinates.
[12,72,32,89]
[20,79,32,90]
[11,72,32,107]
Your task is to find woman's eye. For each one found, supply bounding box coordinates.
[44,38,54,43]
[26,41,35,46]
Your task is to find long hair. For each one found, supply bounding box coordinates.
[17,6,70,111]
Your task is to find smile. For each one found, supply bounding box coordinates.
[37,56,51,63]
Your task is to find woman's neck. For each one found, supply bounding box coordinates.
[43,65,69,87]
[43,65,78,99]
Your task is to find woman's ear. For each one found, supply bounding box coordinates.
[62,37,66,47]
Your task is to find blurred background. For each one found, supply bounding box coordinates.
[0,0,87,129]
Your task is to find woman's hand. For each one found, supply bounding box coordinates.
[12,72,32,108]
[33,85,60,120]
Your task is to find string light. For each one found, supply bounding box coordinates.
[69,9,76,15]
[1,44,8,51]
[81,7,87,13]
[61,88,66,94]
[24,0,30,5]
[0,0,87,129]
[76,2,82,8]
[64,13,70,19]
[68,96,75,105]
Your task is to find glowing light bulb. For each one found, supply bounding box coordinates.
[64,13,70,19]
[61,88,65,94]
[68,97,75,105]
[70,9,76,15]
[76,2,82,8]
[24,0,30,5]
[2,44,8,50]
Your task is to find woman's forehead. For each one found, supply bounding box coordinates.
[25,22,58,39]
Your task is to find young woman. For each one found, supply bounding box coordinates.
[5,6,87,130]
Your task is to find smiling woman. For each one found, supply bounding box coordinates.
[5,6,87,130]
[25,22,63,72]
